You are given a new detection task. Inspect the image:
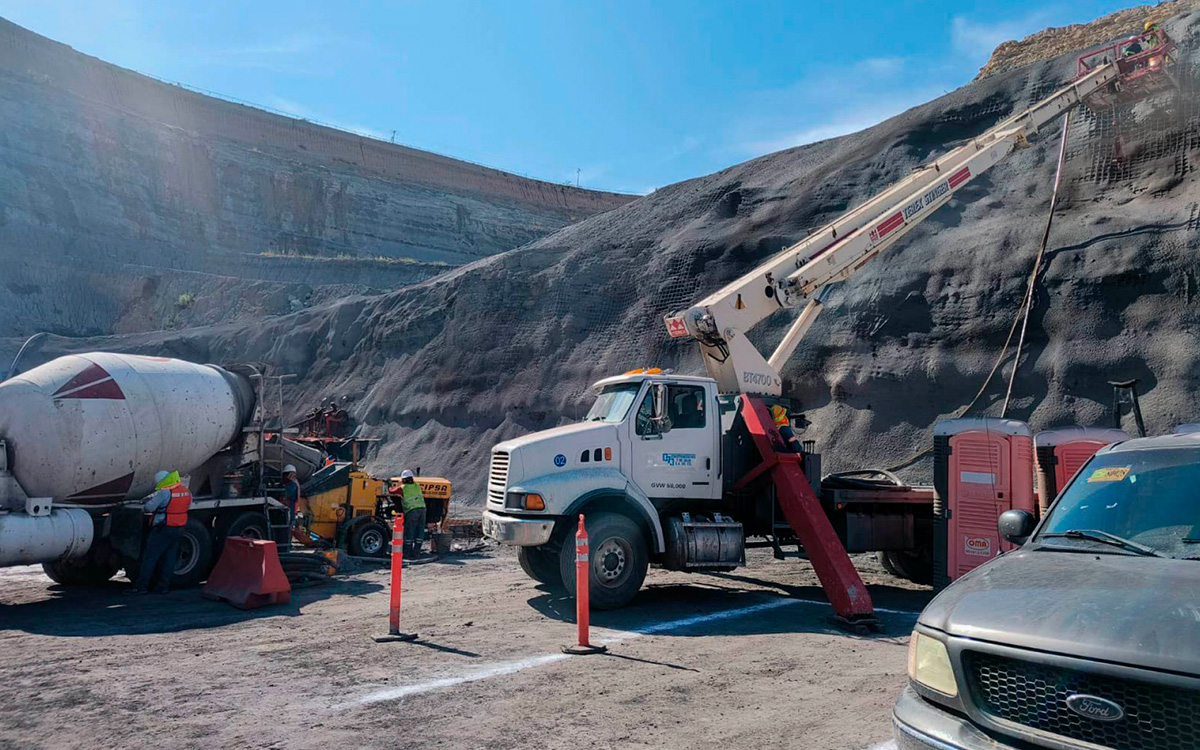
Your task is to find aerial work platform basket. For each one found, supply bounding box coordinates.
[1078,27,1178,111]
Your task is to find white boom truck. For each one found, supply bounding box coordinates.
[0,352,321,587]
[483,30,1176,626]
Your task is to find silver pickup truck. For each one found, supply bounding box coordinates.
[895,432,1200,750]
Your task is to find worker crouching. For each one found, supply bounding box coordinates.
[397,470,426,558]
[133,470,193,594]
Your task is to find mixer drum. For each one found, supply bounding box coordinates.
[0,353,254,507]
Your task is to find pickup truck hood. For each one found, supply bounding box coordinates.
[921,548,1200,675]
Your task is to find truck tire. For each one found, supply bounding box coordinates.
[877,550,932,585]
[559,512,648,610]
[348,519,390,557]
[223,511,270,541]
[42,558,121,586]
[172,518,215,588]
[518,545,562,587]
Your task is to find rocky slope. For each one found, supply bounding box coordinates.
[8,9,1200,505]
[0,18,632,337]
[976,0,1197,79]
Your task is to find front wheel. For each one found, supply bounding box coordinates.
[42,558,121,586]
[559,512,648,610]
[172,517,215,588]
[348,519,390,557]
[518,545,562,587]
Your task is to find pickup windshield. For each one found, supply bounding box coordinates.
[584,383,641,423]
[1036,446,1200,559]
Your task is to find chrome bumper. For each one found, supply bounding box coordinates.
[893,686,1017,750]
[482,510,554,546]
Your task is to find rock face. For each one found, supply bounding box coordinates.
[8,11,1200,506]
[0,18,632,336]
[976,0,1197,80]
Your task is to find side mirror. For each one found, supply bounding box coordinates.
[651,383,672,434]
[998,509,1036,546]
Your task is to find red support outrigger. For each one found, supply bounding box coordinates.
[734,395,880,633]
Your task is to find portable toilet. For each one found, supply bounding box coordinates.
[932,418,1035,590]
[1034,427,1127,515]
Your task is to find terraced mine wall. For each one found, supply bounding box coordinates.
[0,17,632,336]
[10,11,1200,505]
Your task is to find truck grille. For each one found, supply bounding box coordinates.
[965,651,1199,750]
[487,451,509,504]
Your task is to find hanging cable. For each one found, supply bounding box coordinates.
[885,111,1075,473]
[1002,109,1074,417]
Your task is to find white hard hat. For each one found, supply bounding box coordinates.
[154,470,170,484]
[400,469,415,480]
[283,464,297,474]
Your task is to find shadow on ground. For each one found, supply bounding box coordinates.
[526,572,935,639]
[0,576,385,637]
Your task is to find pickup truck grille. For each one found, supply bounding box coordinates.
[487,451,509,504]
[965,651,1199,750]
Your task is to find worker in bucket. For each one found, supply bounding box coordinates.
[770,404,805,454]
[132,470,193,594]
[397,470,427,557]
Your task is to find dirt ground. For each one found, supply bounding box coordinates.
[0,547,930,750]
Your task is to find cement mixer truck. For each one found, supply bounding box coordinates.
[0,352,318,587]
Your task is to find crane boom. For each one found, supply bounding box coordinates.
[663,61,1128,397]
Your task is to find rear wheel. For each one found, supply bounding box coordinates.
[877,549,932,585]
[518,545,562,587]
[172,518,215,588]
[348,520,390,557]
[222,511,270,541]
[559,512,648,610]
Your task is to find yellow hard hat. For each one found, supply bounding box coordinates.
[1145,21,1156,31]
[770,404,787,420]
[155,470,180,490]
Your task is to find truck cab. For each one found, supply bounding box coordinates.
[483,370,742,608]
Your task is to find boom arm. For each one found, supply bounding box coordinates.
[664,62,1122,396]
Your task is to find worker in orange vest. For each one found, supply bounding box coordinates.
[770,404,805,454]
[133,470,193,594]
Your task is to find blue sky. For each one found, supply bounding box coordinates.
[2,0,1138,193]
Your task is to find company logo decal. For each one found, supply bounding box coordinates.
[553,454,566,467]
[662,453,696,467]
[964,536,992,557]
[1066,694,1125,722]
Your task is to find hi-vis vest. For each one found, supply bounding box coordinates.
[400,482,426,512]
[165,483,193,527]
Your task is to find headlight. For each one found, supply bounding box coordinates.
[907,631,958,697]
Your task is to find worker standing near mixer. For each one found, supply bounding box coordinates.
[282,464,303,526]
[397,470,426,557]
[132,470,192,594]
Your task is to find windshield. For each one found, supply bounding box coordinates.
[584,383,641,423]
[1036,446,1200,559]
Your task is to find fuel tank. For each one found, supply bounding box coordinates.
[0,353,255,508]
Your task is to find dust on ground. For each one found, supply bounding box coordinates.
[0,548,929,750]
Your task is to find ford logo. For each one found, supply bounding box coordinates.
[553,454,567,467]
[1066,694,1125,722]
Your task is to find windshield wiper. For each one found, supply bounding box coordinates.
[1042,529,1164,557]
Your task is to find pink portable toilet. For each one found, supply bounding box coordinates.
[932,418,1034,590]
[1034,427,1127,515]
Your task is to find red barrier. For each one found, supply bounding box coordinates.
[202,537,291,610]
[562,515,606,655]
[374,514,417,643]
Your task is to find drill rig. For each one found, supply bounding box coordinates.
[482,29,1177,628]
